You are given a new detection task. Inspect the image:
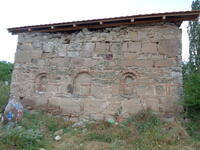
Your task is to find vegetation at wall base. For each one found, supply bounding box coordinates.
[0,110,200,150]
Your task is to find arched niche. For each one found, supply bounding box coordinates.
[35,73,48,93]
[74,72,92,96]
[120,72,136,98]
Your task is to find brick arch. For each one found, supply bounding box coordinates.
[74,72,92,96]
[35,73,48,93]
[120,72,136,98]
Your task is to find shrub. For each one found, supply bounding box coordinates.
[0,61,12,112]
[183,70,200,118]
[0,82,10,112]
[184,120,200,140]
[85,110,161,144]
[0,61,13,82]
[123,109,161,133]
[0,126,44,150]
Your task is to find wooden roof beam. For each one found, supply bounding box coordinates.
[7,11,200,34]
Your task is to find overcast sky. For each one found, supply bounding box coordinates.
[0,0,193,63]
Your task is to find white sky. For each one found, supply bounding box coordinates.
[0,0,193,63]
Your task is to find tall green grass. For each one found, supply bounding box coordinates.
[0,109,200,150]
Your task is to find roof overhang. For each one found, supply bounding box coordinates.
[8,11,200,35]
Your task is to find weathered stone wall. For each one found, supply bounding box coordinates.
[10,23,183,121]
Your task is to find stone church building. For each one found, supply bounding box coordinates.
[8,11,200,121]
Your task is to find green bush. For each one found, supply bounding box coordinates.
[0,126,43,150]
[0,61,13,82]
[0,111,63,150]
[184,120,200,140]
[123,109,161,133]
[0,61,13,112]
[183,70,200,118]
[0,82,10,112]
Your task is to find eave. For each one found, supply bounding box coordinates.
[8,10,200,35]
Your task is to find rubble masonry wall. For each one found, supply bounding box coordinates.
[10,23,183,121]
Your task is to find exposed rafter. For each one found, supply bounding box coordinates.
[8,11,200,34]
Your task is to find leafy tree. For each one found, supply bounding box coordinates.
[182,62,193,78]
[0,61,13,82]
[183,0,200,118]
[188,0,200,71]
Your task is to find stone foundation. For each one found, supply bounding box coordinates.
[10,23,183,121]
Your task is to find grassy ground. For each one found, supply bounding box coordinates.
[1,110,200,150]
[1,82,200,150]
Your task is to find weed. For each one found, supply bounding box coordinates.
[0,109,200,150]
[123,109,161,134]
[184,120,200,140]
[0,126,44,150]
